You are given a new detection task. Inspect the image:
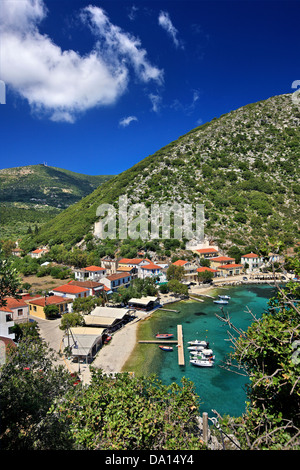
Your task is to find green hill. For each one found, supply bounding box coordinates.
[0,165,114,239]
[21,94,300,253]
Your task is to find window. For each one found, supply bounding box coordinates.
[17,309,23,316]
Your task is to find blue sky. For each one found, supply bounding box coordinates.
[0,0,299,176]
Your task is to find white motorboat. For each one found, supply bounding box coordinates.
[214,299,228,305]
[187,345,206,351]
[218,295,231,300]
[190,348,215,360]
[190,358,214,367]
[187,340,208,347]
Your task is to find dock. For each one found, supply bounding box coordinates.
[158,308,179,312]
[138,324,185,366]
[177,324,185,366]
[189,296,204,302]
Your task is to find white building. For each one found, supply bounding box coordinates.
[74,265,106,282]
[241,253,264,272]
[0,306,15,340]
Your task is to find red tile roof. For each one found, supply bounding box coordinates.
[196,267,218,273]
[218,264,243,269]
[141,263,161,270]
[242,253,258,258]
[52,284,89,294]
[29,295,73,306]
[83,265,105,272]
[106,272,132,281]
[211,256,235,262]
[118,258,150,265]
[3,297,28,309]
[172,260,188,266]
[197,248,218,254]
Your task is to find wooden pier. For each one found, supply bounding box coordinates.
[138,324,185,366]
[177,325,185,366]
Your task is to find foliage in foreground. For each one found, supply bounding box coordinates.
[219,278,300,450]
[51,370,205,450]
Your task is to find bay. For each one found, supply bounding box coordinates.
[123,284,277,418]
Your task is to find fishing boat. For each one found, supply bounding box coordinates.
[155,333,174,339]
[187,340,208,346]
[218,295,231,300]
[159,345,173,351]
[190,358,214,367]
[213,299,228,305]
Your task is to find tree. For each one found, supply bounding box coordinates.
[72,296,102,314]
[0,250,21,307]
[217,278,300,450]
[44,304,59,319]
[166,264,185,281]
[0,334,76,450]
[60,312,85,331]
[167,279,188,296]
[197,270,213,283]
[50,370,205,450]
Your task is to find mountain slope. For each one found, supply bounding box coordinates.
[23,94,300,251]
[0,165,114,239]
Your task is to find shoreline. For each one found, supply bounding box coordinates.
[78,277,285,382]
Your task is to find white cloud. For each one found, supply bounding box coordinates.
[158,11,183,49]
[119,116,138,127]
[149,93,162,113]
[0,0,163,122]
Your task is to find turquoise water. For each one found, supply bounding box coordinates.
[136,284,277,418]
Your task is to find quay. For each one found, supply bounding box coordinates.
[138,324,185,366]
[158,308,179,312]
[177,324,185,366]
[189,296,204,302]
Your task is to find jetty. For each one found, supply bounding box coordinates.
[189,296,204,302]
[138,324,185,366]
[158,308,179,312]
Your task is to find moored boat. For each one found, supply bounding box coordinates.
[190,358,214,367]
[218,295,231,300]
[187,340,208,347]
[156,333,174,339]
[187,345,206,351]
[214,299,228,305]
[190,348,215,360]
[159,345,173,351]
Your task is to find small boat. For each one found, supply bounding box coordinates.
[159,345,173,351]
[190,358,214,367]
[187,340,208,347]
[156,333,174,339]
[218,295,231,300]
[214,299,228,305]
[190,348,215,360]
[187,345,206,351]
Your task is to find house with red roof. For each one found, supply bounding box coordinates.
[196,247,219,258]
[0,305,15,340]
[74,265,106,282]
[196,266,219,278]
[1,297,29,325]
[50,283,90,300]
[210,256,236,269]
[27,295,73,319]
[241,253,264,272]
[140,262,162,279]
[172,259,198,282]
[30,247,48,258]
[100,272,132,293]
[217,264,244,277]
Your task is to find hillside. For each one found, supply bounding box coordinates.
[21,94,300,253]
[0,165,114,239]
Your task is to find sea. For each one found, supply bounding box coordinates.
[123,283,277,418]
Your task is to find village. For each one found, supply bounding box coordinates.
[1,238,291,384]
